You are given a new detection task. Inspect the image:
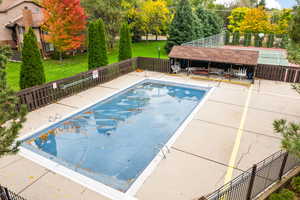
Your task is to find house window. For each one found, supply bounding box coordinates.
[34,7,40,13]
[45,43,54,52]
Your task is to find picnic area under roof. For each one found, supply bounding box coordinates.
[169,46,259,66]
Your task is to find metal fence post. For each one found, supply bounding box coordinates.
[279,152,289,181]
[246,164,257,200]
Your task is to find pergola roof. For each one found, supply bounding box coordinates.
[169,46,259,66]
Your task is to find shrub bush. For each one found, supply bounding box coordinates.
[291,176,300,193]
[287,42,300,64]
[19,28,45,89]
[268,189,295,200]
[118,23,132,61]
[232,31,240,45]
[225,31,230,45]
[243,32,252,46]
[267,34,275,48]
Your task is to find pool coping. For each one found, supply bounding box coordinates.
[18,77,215,200]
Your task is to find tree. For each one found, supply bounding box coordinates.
[139,0,171,40]
[257,0,266,8]
[165,0,203,52]
[195,7,223,38]
[118,23,132,61]
[273,84,300,157]
[88,19,108,70]
[290,6,300,44]
[0,45,27,158]
[272,9,293,35]
[273,74,300,159]
[20,28,45,89]
[228,7,250,32]
[82,0,124,48]
[239,7,273,34]
[42,0,87,60]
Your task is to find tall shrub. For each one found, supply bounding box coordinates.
[88,21,97,69]
[290,6,300,44]
[267,34,275,48]
[243,32,252,46]
[195,7,223,38]
[0,45,27,158]
[254,33,263,47]
[225,30,231,45]
[118,23,132,61]
[20,28,45,89]
[165,0,201,52]
[88,19,108,70]
[280,34,289,48]
[232,31,240,45]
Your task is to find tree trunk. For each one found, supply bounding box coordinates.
[155,34,158,41]
[59,51,63,62]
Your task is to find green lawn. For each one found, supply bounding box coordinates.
[7,41,167,91]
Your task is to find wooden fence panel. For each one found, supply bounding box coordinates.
[16,58,136,111]
[255,64,300,83]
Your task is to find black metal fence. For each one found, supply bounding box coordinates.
[204,150,300,200]
[0,185,27,200]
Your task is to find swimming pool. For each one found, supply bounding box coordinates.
[21,79,211,198]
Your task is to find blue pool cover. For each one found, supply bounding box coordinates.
[22,80,209,192]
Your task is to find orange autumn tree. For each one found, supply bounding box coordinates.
[239,7,274,34]
[42,0,87,60]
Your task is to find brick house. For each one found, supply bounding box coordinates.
[0,0,52,57]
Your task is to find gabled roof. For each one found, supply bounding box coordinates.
[169,46,259,66]
[0,0,41,13]
[5,14,43,28]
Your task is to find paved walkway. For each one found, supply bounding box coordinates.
[1,71,300,200]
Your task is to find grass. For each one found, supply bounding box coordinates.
[7,41,167,91]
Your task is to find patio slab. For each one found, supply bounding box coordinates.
[195,100,244,128]
[249,92,300,117]
[0,158,48,193]
[243,108,299,138]
[101,74,144,89]
[20,171,109,200]
[234,131,281,171]
[135,149,242,200]
[173,120,237,165]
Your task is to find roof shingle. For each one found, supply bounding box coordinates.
[169,46,259,66]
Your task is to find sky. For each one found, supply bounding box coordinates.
[215,0,298,9]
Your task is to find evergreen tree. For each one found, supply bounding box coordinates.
[165,0,202,52]
[20,28,45,89]
[118,23,132,61]
[195,7,223,38]
[232,31,240,45]
[88,21,97,69]
[258,0,266,8]
[0,45,27,158]
[267,34,275,48]
[243,32,252,46]
[290,6,300,44]
[225,30,231,45]
[88,19,108,70]
[96,19,108,67]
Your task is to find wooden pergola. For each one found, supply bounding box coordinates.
[168,46,259,82]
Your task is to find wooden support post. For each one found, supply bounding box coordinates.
[279,152,289,181]
[246,164,257,200]
[284,68,289,82]
[294,70,299,83]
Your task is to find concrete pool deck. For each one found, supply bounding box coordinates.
[1,71,300,200]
